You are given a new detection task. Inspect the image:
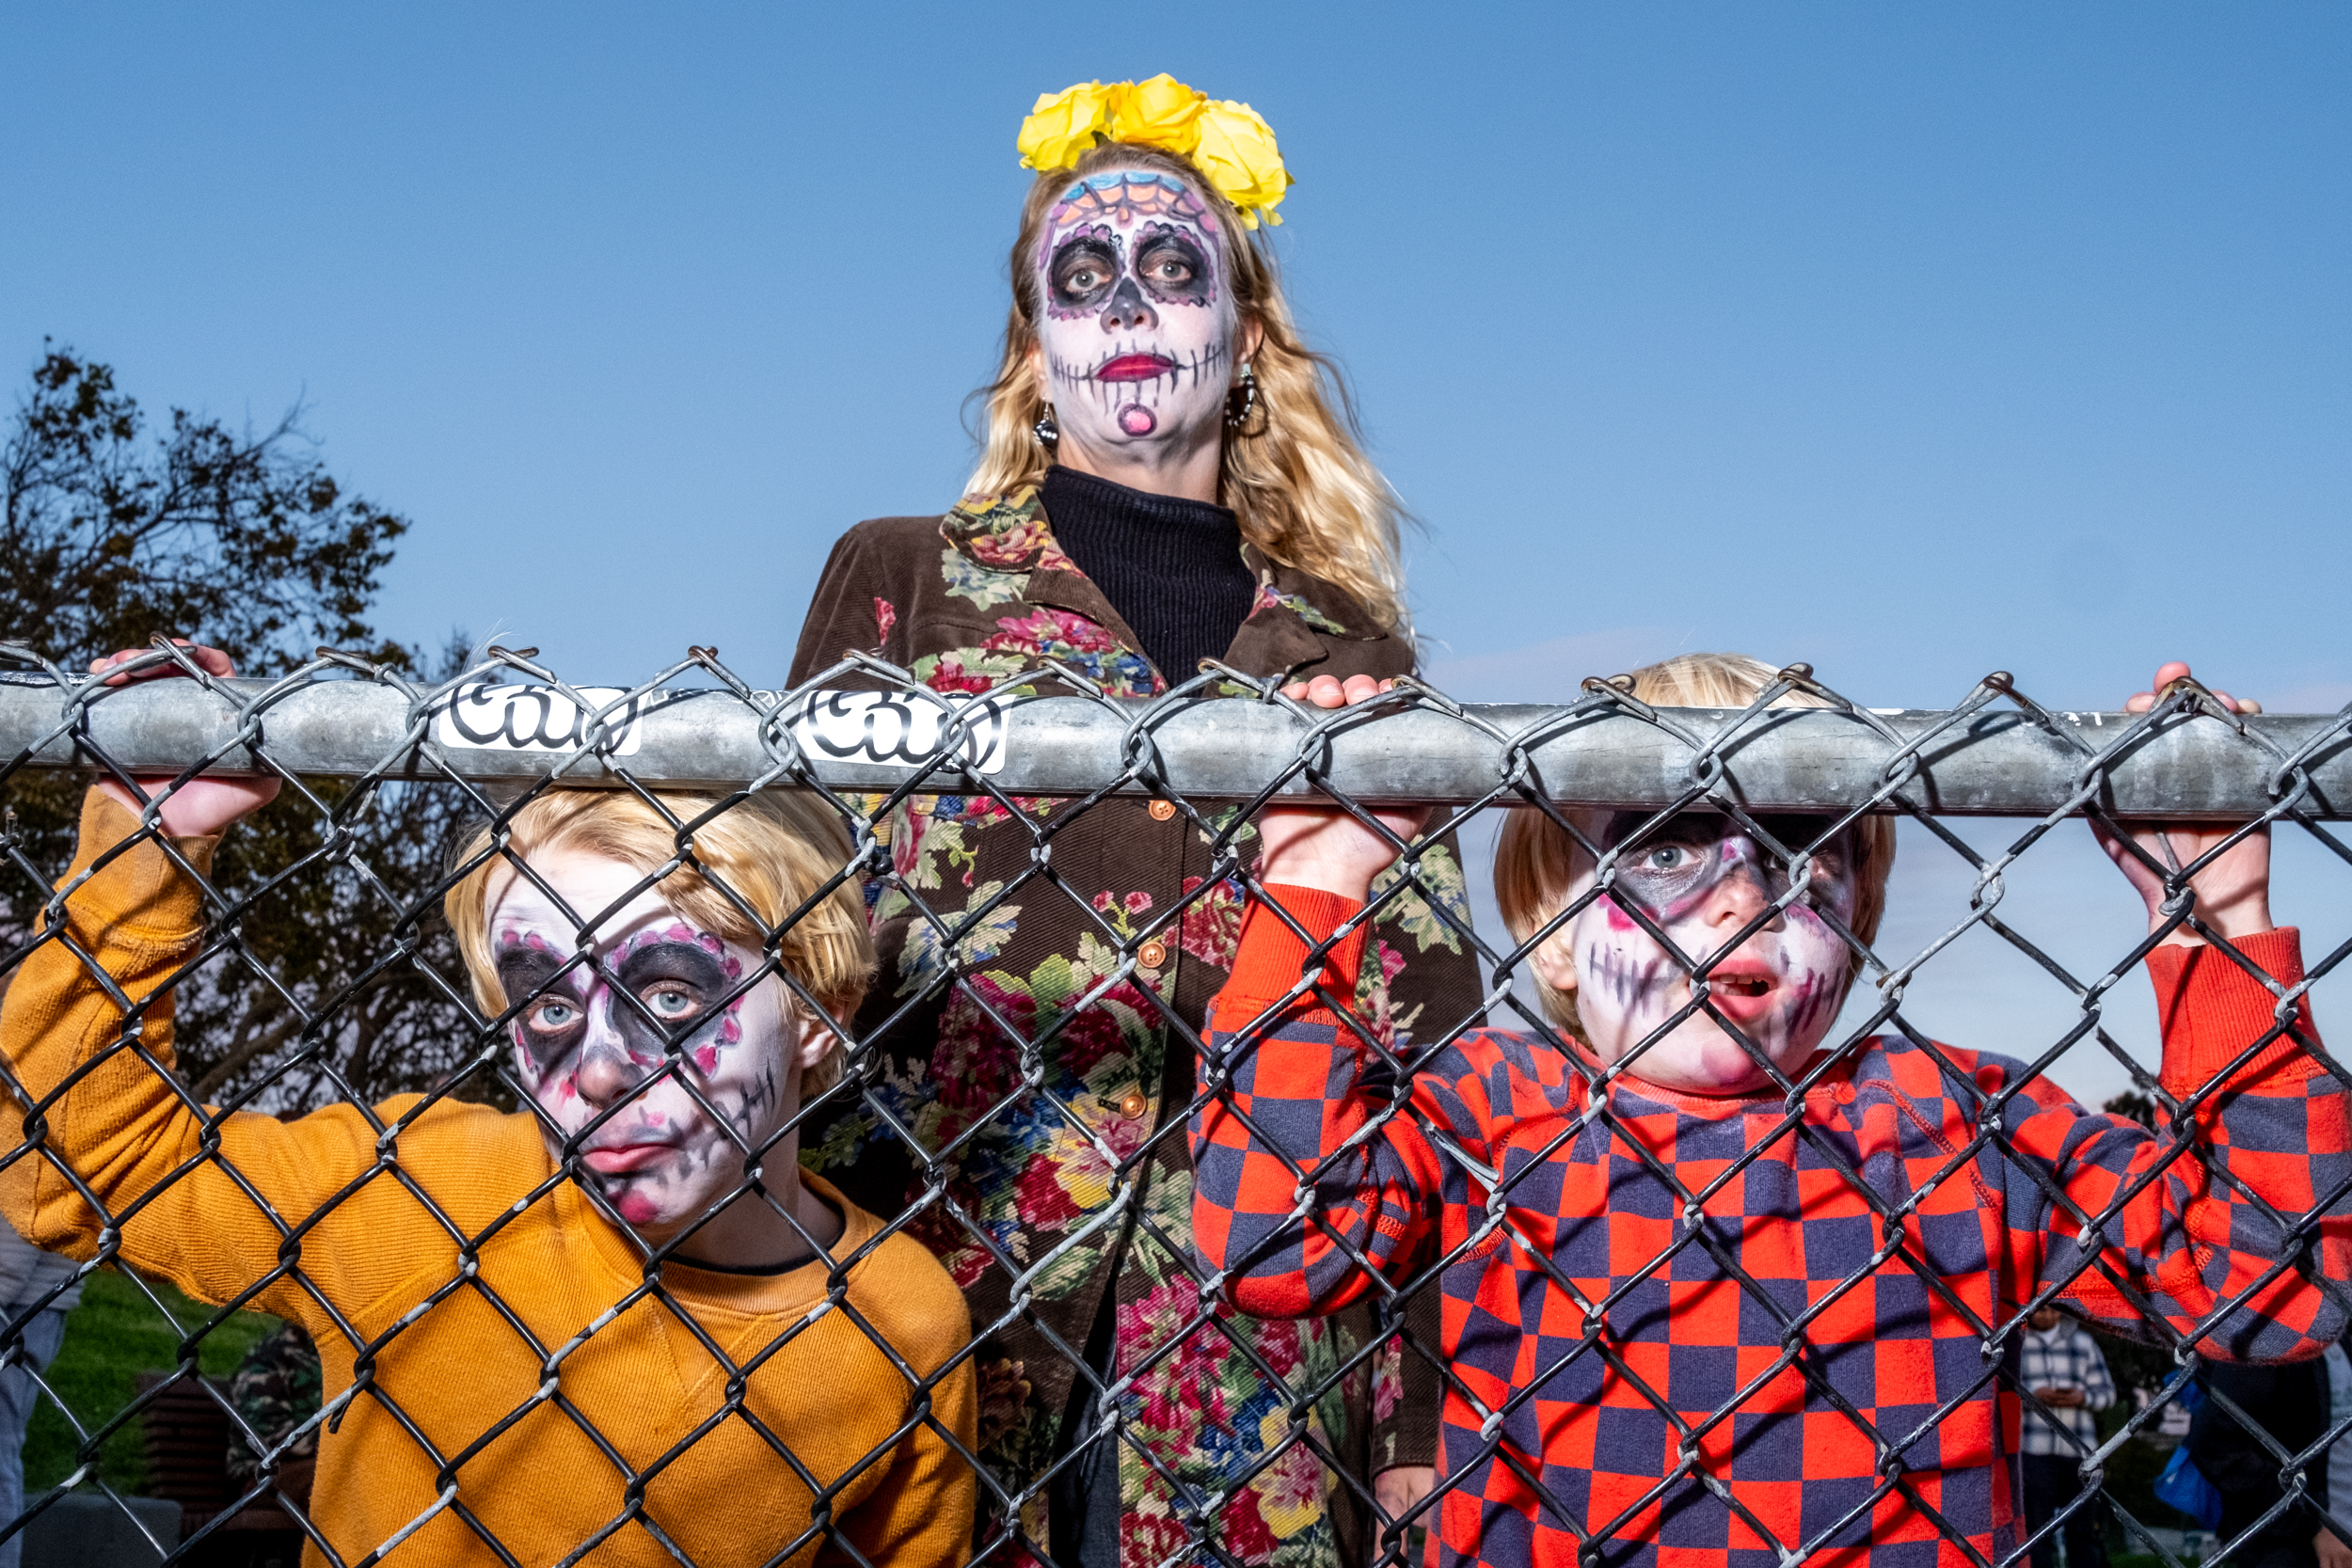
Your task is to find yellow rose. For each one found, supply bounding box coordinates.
[1017,81,1114,172]
[1190,100,1293,228]
[1107,72,1205,155]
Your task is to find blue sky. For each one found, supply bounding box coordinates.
[7,3,2346,1101]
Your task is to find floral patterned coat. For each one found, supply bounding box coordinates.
[788,487,1478,1567]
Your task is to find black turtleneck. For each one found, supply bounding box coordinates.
[1039,466,1256,683]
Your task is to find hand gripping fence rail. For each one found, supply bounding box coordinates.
[0,640,2345,1568]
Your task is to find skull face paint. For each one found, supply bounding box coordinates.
[1035,169,1233,454]
[1554,813,1862,1095]
[488,847,798,1237]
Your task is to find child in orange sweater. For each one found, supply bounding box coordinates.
[1,646,977,1566]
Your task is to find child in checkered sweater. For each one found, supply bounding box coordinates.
[1189,654,2347,1568]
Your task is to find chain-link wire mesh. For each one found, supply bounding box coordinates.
[0,638,2345,1568]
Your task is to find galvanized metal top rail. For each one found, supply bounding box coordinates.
[2,670,2346,818]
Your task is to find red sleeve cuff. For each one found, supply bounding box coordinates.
[1213,884,1371,1036]
[2149,927,2323,1097]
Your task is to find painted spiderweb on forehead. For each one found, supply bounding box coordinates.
[1048,172,1209,230]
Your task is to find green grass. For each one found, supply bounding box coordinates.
[23,1268,280,1495]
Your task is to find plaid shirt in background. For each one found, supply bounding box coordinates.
[2018,1320,2115,1454]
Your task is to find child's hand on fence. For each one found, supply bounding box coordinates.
[88,641,281,837]
[1254,675,1429,900]
[2090,661,2272,947]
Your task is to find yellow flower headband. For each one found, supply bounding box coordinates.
[1016,74,1294,229]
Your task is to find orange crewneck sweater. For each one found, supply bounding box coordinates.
[0,792,977,1567]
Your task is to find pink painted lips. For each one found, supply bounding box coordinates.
[581,1142,675,1174]
[1095,353,1175,383]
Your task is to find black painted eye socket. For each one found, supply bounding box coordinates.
[1605,812,1727,859]
[1050,237,1121,310]
[1135,230,1211,305]
[612,942,730,1052]
[499,950,588,1069]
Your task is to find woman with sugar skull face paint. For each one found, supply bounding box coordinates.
[1033,167,1244,495]
[787,76,1484,1568]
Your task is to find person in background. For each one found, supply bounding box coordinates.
[2018,1304,2116,1568]
[2192,1359,2331,1568]
[215,1322,323,1568]
[225,1322,322,1498]
[0,1222,79,1568]
[2313,1342,2352,1568]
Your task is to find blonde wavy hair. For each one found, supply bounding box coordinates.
[966,142,1408,634]
[446,789,875,1097]
[1495,653,1899,1038]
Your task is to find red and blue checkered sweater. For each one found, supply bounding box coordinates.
[1189,887,2349,1568]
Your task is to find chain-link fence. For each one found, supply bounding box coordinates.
[0,639,2345,1568]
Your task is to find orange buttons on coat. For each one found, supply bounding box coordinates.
[1119,1089,1151,1120]
[1147,800,1177,821]
[1137,940,1168,970]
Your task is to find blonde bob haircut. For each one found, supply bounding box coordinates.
[1495,653,1898,1040]
[966,141,1409,635]
[445,790,875,1097]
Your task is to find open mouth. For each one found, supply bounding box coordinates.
[1701,969,1781,1022]
[1096,354,1176,383]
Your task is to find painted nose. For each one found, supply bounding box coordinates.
[1707,842,1786,932]
[572,1004,651,1108]
[573,1043,642,1108]
[1099,276,1157,333]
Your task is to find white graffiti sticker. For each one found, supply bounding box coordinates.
[433,684,645,755]
[788,689,1009,775]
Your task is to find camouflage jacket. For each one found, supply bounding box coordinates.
[226,1321,323,1488]
[788,487,1477,1567]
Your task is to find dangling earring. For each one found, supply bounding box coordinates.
[1224,363,1257,431]
[1033,404,1059,447]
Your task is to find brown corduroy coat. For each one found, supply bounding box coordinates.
[788,485,1478,1567]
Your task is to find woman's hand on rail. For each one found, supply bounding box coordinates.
[88,641,281,838]
[1254,674,1430,901]
[2090,660,2272,947]
[1375,1464,1438,1528]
